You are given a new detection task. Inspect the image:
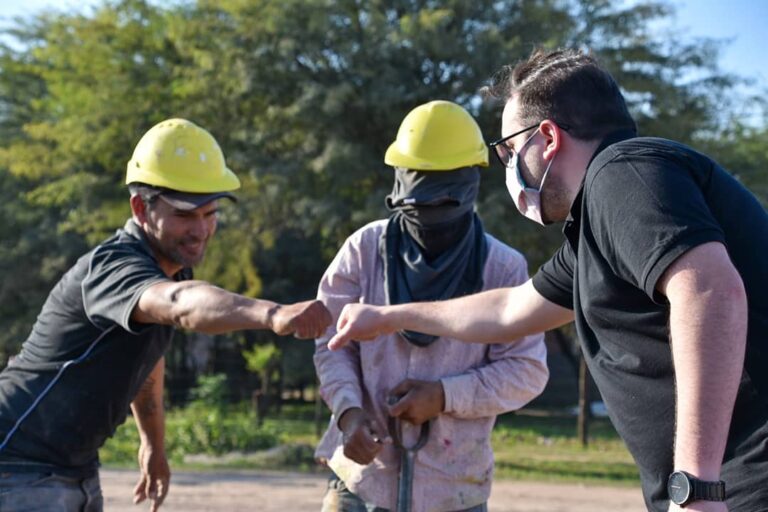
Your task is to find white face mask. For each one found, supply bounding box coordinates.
[504,130,555,225]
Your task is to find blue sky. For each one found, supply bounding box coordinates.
[659,0,767,89]
[0,0,766,93]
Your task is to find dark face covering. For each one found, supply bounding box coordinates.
[381,167,488,346]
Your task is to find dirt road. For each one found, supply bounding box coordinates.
[102,468,647,512]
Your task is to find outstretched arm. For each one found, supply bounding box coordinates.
[132,280,331,339]
[329,279,573,350]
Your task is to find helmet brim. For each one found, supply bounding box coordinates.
[157,191,237,211]
[384,142,489,171]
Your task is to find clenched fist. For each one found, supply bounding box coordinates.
[388,379,445,425]
[328,303,393,350]
[269,300,332,339]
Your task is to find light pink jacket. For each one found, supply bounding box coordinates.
[314,220,548,512]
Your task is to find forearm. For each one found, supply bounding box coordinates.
[658,243,748,482]
[381,280,572,344]
[137,280,279,334]
[131,358,166,449]
[314,339,364,421]
[670,294,746,479]
[442,334,549,418]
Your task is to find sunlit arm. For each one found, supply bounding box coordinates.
[659,242,747,489]
[131,280,330,339]
[329,279,573,350]
[132,280,278,334]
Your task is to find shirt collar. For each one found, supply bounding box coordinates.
[123,218,151,251]
[586,129,637,169]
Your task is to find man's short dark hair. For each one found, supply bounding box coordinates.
[484,48,637,141]
[128,182,163,209]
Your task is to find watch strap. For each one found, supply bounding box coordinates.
[691,476,726,502]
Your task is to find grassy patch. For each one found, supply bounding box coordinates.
[101,404,639,486]
[100,403,282,467]
[491,414,639,484]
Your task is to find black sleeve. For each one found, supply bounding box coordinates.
[532,241,575,310]
[81,244,169,333]
[586,153,725,302]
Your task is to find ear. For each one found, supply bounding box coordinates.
[130,194,147,225]
[539,119,563,161]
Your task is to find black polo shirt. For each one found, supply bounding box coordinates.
[0,219,189,475]
[532,131,768,511]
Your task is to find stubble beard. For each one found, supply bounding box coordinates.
[165,237,207,268]
[146,229,208,270]
[541,173,571,224]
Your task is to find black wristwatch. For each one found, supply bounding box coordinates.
[667,470,726,507]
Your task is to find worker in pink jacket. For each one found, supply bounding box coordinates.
[314,101,548,512]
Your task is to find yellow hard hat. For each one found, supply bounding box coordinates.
[126,118,241,193]
[384,100,489,171]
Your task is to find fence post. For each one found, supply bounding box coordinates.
[577,355,590,447]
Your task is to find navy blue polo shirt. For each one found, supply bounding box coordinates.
[0,219,190,475]
[532,131,768,511]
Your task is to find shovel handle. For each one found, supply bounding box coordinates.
[387,395,430,451]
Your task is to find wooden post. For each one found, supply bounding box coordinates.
[577,354,590,447]
[252,389,263,427]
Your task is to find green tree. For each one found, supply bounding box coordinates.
[698,97,768,207]
[0,0,764,394]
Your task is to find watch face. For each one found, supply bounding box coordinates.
[668,472,692,505]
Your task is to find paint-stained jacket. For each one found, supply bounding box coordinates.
[314,220,548,512]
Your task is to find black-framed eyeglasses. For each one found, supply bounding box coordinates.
[488,122,571,168]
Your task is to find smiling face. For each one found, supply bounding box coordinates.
[131,195,218,276]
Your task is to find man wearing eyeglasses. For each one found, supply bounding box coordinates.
[314,100,548,512]
[326,49,768,512]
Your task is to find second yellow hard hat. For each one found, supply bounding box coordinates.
[384,100,489,171]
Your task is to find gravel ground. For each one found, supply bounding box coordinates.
[101,468,647,512]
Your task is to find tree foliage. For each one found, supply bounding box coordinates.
[0,0,764,393]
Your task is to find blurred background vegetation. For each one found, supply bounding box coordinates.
[1,0,766,480]
[101,373,639,484]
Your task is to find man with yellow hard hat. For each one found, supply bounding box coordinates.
[0,119,331,512]
[313,101,548,512]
